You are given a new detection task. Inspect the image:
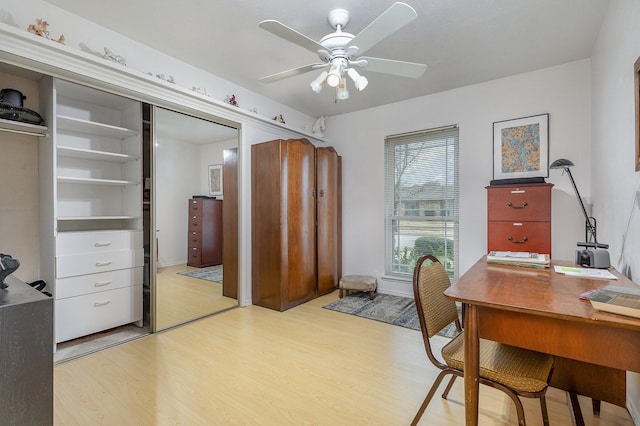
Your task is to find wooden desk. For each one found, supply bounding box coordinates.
[444,257,640,426]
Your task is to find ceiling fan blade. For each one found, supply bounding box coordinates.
[347,2,418,56]
[358,57,427,78]
[259,64,324,83]
[259,19,325,54]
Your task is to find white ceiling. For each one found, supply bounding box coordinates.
[45,0,609,118]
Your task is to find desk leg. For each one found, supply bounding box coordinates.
[464,303,479,426]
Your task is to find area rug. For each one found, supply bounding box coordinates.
[177,265,223,283]
[323,293,459,338]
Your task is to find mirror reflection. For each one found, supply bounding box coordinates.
[153,107,239,330]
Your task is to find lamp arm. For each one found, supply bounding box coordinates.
[564,168,599,244]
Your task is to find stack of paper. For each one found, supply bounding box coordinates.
[486,251,550,268]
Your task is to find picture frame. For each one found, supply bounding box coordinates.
[208,164,223,196]
[493,113,549,180]
[635,56,640,172]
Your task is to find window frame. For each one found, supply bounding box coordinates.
[384,125,459,280]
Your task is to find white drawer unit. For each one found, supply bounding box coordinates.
[56,230,143,255]
[55,267,143,300]
[56,248,143,278]
[55,285,143,343]
[36,78,145,346]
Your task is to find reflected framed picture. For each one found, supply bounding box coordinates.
[493,113,549,180]
[635,56,640,172]
[208,164,223,196]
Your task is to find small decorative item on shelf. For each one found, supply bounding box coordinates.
[249,107,258,114]
[27,18,65,44]
[224,94,238,107]
[103,47,126,66]
[145,73,175,84]
[312,116,326,137]
[272,114,285,124]
[192,86,212,97]
[79,43,126,65]
[0,253,20,289]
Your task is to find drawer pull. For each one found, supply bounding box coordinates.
[507,201,528,209]
[510,190,525,194]
[95,261,113,267]
[94,300,112,307]
[94,280,112,287]
[508,236,528,243]
[94,241,112,247]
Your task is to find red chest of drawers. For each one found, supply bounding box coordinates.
[487,183,553,255]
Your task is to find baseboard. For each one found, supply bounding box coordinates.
[628,394,640,425]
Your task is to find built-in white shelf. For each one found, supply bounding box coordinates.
[0,117,48,136]
[57,215,141,221]
[57,176,138,186]
[57,115,138,139]
[57,146,139,162]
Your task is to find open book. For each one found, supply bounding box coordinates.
[486,251,550,268]
[585,285,640,319]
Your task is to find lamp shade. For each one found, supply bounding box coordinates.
[549,158,574,169]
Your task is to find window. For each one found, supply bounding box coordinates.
[384,126,459,279]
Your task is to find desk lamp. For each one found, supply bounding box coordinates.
[549,158,610,268]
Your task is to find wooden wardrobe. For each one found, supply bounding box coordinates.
[251,138,341,311]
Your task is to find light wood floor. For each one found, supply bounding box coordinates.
[155,264,237,330]
[54,291,635,425]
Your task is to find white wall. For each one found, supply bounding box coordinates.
[0,71,41,282]
[326,60,591,296]
[156,138,200,267]
[199,138,238,196]
[591,0,640,421]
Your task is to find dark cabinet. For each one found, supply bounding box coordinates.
[0,276,53,425]
[251,139,341,311]
[187,198,223,267]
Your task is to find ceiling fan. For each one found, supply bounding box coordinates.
[258,2,427,101]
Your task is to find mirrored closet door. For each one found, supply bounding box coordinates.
[151,107,239,331]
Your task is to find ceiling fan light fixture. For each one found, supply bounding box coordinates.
[326,63,343,87]
[310,71,328,93]
[347,68,368,91]
[336,77,349,100]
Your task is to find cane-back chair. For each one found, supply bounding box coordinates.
[411,254,555,426]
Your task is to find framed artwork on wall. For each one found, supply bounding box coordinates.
[635,56,640,172]
[493,113,549,180]
[208,164,223,196]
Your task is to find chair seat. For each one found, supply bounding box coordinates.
[443,333,554,393]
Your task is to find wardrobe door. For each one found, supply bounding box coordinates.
[284,139,317,304]
[316,147,339,295]
[251,140,285,310]
[251,139,317,311]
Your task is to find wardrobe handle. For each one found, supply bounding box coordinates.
[94,300,112,307]
[95,261,112,267]
[94,241,112,247]
[94,280,112,287]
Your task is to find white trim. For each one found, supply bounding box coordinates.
[0,22,324,143]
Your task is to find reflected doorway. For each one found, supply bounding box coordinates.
[150,107,239,331]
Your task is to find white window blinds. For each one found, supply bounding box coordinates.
[384,125,459,278]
